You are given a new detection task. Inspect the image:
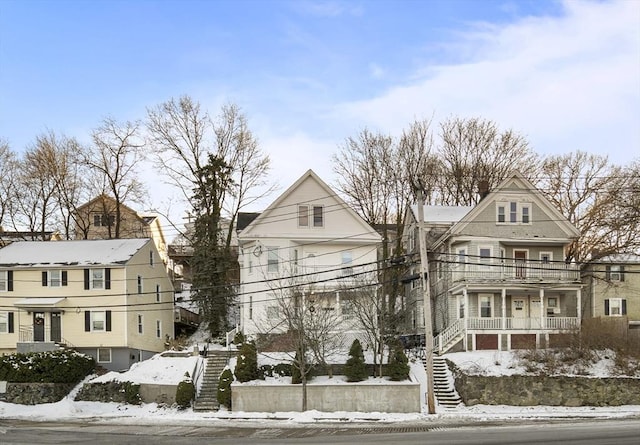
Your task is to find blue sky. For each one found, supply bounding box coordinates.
[0,0,638,214]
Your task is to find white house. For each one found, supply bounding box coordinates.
[237,170,381,338]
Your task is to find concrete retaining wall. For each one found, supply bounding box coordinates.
[232,381,420,413]
[139,383,177,404]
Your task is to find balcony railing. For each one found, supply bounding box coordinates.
[449,259,580,282]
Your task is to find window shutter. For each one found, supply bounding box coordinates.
[84,269,90,290]
[42,271,48,286]
[7,270,13,291]
[620,266,625,282]
[605,265,611,280]
[105,268,111,290]
[604,299,610,316]
[8,312,14,333]
[84,311,91,331]
[62,271,68,286]
[106,310,112,331]
[622,299,627,315]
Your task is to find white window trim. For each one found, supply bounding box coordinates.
[496,201,533,225]
[156,284,161,303]
[48,270,62,287]
[91,269,105,290]
[312,205,324,228]
[298,205,309,227]
[609,265,623,281]
[0,270,7,292]
[0,311,9,333]
[479,293,493,318]
[137,314,144,334]
[156,320,162,338]
[97,348,112,363]
[267,247,279,274]
[609,298,623,316]
[91,311,106,332]
[540,251,553,263]
[478,246,492,263]
[137,275,143,294]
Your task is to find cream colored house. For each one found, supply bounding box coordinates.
[403,172,582,352]
[582,254,640,342]
[237,170,381,337]
[0,239,174,370]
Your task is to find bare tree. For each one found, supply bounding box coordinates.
[0,140,18,230]
[437,116,537,205]
[538,151,639,261]
[146,96,273,244]
[85,117,146,239]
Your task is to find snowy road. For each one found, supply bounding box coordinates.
[1,418,639,445]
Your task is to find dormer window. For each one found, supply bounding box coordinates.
[497,201,532,225]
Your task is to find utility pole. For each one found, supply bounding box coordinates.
[417,190,436,414]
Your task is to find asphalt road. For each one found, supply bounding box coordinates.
[1,418,639,445]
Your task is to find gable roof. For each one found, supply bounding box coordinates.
[434,171,580,246]
[0,239,151,267]
[76,194,146,223]
[239,169,380,242]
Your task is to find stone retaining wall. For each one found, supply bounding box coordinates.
[454,374,640,406]
[4,382,75,405]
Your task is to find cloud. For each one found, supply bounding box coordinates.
[335,0,640,164]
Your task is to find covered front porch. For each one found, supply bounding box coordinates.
[436,285,582,353]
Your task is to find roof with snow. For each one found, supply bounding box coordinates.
[597,254,640,263]
[0,239,151,267]
[409,204,474,224]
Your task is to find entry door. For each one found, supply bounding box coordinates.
[33,312,45,342]
[514,250,527,278]
[530,297,542,328]
[511,298,527,329]
[50,312,62,343]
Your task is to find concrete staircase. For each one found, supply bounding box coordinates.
[193,353,228,412]
[426,355,463,409]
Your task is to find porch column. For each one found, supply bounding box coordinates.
[539,288,545,329]
[462,288,469,350]
[576,288,582,321]
[501,288,506,330]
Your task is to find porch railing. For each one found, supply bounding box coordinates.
[18,326,72,346]
[466,317,579,331]
[449,259,580,282]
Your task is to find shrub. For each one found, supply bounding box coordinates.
[273,363,292,377]
[234,341,259,382]
[122,381,142,405]
[175,373,195,409]
[387,345,410,381]
[217,368,233,408]
[0,350,95,384]
[233,331,246,346]
[344,339,368,382]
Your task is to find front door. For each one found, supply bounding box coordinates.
[514,250,527,278]
[512,298,527,329]
[530,297,542,328]
[33,312,45,342]
[50,312,61,343]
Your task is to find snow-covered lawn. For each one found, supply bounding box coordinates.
[1,348,639,424]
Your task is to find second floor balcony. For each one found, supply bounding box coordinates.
[447,258,580,283]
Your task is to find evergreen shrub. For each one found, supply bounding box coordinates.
[234,341,259,382]
[387,345,410,381]
[175,373,195,409]
[0,350,95,384]
[344,339,368,382]
[217,368,233,408]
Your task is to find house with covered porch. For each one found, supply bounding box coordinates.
[404,172,582,352]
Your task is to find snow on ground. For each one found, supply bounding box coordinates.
[1,348,639,425]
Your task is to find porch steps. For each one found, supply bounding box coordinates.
[424,356,463,409]
[439,332,464,355]
[193,353,228,412]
